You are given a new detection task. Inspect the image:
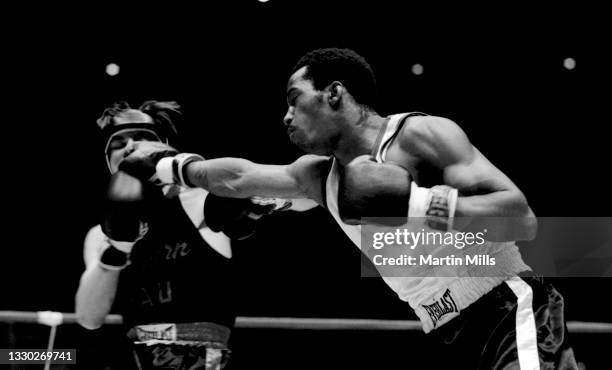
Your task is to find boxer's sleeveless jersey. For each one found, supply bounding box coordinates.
[116,190,236,330]
[323,113,530,332]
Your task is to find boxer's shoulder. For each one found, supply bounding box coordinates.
[398,115,455,145]
[396,115,471,161]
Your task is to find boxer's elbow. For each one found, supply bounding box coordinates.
[77,318,103,330]
[75,308,104,330]
[520,205,538,241]
[507,191,538,241]
[75,285,108,330]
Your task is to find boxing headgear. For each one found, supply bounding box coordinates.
[98,101,180,173]
[100,110,166,172]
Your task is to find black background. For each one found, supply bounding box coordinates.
[2,1,610,369]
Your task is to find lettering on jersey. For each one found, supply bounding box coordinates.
[140,280,173,306]
[164,242,191,261]
[158,280,173,303]
[140,288,154,307]
[421,289,459,328]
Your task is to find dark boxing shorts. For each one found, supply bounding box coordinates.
[427,276,581,369]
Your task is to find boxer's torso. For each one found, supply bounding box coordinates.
[324,113,530,333]
[116,189,236,330]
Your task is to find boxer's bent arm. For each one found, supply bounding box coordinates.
[75,226,120,330]
[399,116,537,240]
[184,154,328,205]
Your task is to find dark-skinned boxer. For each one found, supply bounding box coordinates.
[121,49,580,369]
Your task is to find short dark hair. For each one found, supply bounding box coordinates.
[292,48,377,111]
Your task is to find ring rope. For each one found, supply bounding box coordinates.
[1,311,611,334]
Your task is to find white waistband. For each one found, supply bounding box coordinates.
[413,246,531,333]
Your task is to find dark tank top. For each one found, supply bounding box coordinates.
[116,192,236,330]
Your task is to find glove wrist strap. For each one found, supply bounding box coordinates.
[99,244,131,271]
[408,183,458,231]
[108,239,136,254]
[156,153,205,187]
[425,185,458,231]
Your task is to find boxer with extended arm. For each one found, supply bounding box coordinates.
[123,49,579,369]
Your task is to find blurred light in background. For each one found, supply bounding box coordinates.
[258,0,270,3]
[563,57,576,70]
[411,63,424,75]
[105,63,120,76]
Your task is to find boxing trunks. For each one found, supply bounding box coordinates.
[428,275,579,369]
[323,113,579,368]
[129,322,231,370]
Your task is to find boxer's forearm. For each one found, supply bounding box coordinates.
[454,190,537,241]
[185,158,306,199]
[75,266,120,330]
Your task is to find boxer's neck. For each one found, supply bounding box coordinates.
[333,110,385,166]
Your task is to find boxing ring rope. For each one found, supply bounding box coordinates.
[1,311,611,334]
[2,310,610,368]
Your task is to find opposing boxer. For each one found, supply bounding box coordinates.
[123,49,580,369]
[75,101,284,370]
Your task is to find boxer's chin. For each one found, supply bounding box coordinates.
[289,132,304,148]
[292,138,312,153]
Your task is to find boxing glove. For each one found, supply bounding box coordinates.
[204,194,285,240]
[338,155,412,225]
[118,141,179,183]
[100,171,148,269]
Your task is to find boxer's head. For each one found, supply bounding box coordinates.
[284,48,377,155]
[97,101,180,173]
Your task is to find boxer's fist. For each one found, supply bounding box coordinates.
[204,194,288,240]
[118,141,179,182]
[102,171,148,251]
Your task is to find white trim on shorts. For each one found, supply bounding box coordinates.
[505,276,540,370]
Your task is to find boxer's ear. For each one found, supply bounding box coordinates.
[328,81,344,108]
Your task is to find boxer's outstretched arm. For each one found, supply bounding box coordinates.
[184,154,329,205]
[399,115,537,240]
[75,226,120,330]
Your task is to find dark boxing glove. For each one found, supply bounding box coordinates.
[100,171,149,269]
[204,194,285,240]
[338,155,412,225]
[118,141,179,183]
